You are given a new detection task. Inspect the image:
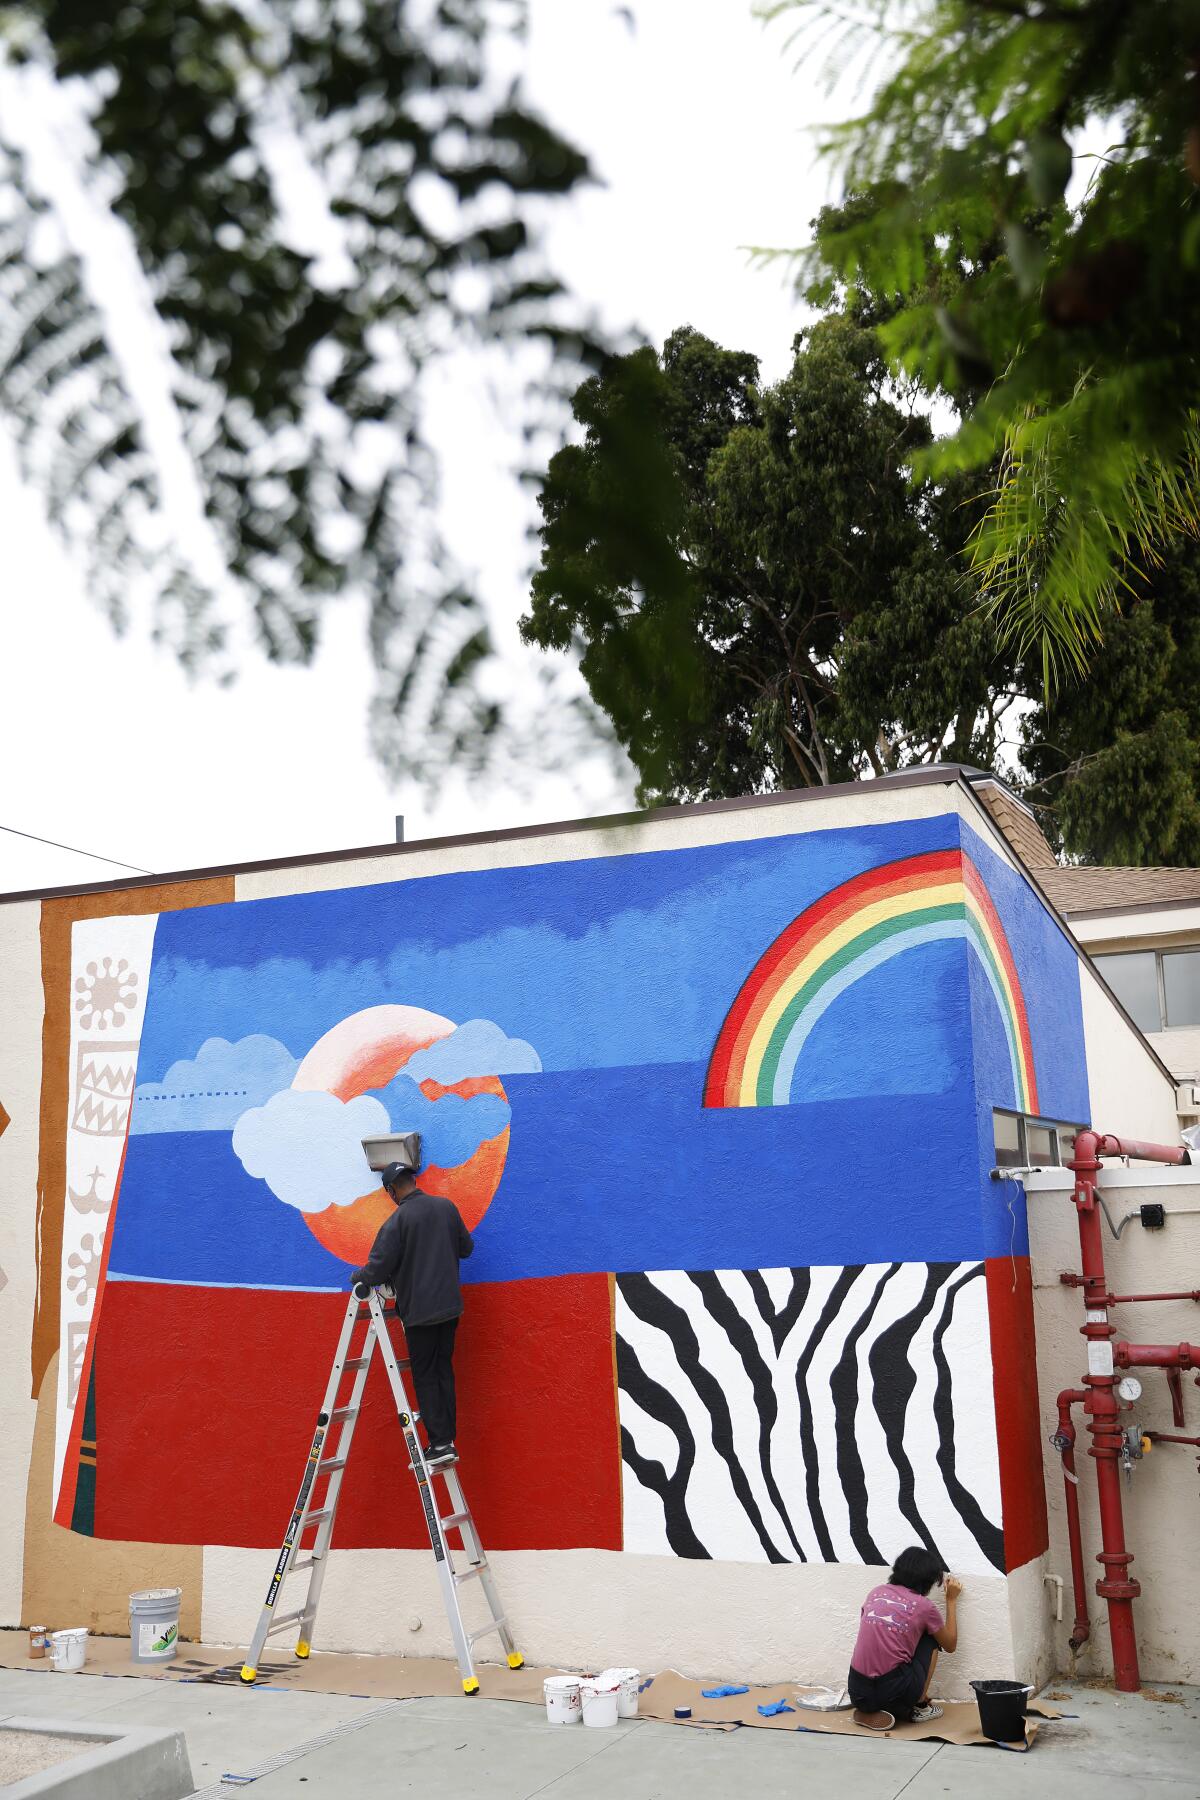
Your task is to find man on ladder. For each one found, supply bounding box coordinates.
[239,1134,522,1691]
[350,1154,473,1465]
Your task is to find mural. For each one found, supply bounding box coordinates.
[48,812,1089,1576]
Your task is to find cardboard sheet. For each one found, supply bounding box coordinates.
[638,1669,1054,1747]
[0,1635,1053,1746]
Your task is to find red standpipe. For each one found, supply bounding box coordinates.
[1068,1131,1141,1691]
[1054,1389,1091,1649]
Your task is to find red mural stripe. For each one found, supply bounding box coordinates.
[91,1273,622,1552]
[984,1255,1049,1573]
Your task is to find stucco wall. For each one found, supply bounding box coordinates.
[4,777,1172,1696]
[201,1544,1017,1696]
[1026,1167,1200,1684]
[1078,964,1179,1142]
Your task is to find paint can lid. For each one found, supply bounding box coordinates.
[674,1706,692,1719]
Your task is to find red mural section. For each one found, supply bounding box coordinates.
[89,1274,622,1550]
[985,1254,1049,1573]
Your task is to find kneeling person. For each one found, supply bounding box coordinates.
[848,1549,961,1731]
[351,1160,474,1466]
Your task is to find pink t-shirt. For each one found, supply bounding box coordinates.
[851,1584,944,1678]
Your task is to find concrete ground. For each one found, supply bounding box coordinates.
[0,1670,1197,1798]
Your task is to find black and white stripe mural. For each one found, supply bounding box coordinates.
[615,1262,1005,1574]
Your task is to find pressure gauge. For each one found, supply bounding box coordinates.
[1117,1375,1143,1405]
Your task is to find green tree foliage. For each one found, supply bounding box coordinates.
[783,0,1200,686]
[0,1,593,779]
[1022,536,1200,864]
[522,316,1027,803]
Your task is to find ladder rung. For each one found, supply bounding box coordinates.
[329,1407,357,1422]
[343,1356,372,1370]
[468,1618,506,1645]
[290,1558,319,1574]
[266,1610,306,1635]
[453,1563,488,1585]
[440,1511,471,1530]
[303,1508,334,1525]
[318,1457,348,1474]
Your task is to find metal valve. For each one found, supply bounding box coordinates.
[1049,1428,1072,1455]
[1121,1424,1145,1488]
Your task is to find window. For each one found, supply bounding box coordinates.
[1095,951,1160,1032]
[1163,951,1200,1028]
[1094,947,1200,1032]
[993,1110,1081,1170]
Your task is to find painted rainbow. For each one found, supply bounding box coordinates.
[704,848,1038,1112]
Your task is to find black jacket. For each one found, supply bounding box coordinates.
[353,1190,474,1328]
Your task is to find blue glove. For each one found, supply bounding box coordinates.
[757,1700,795,1717]
[701,1685,749,1698]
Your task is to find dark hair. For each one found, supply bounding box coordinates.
[889,1548,945,1596]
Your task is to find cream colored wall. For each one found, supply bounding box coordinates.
[0,902,43,1625]
[1077,963,1179,1141]
[233,784,953,902]
[1071,906,1200,949]
[1025,1167,1200,1684]
[201,1544,1015,1695]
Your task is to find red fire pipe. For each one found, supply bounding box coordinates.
[1113,1343,1200,1368]
[1068,1131,1145,1690]
[1086,1134,1189,1166]
[1060,1275,1200,1304]
[1053,1390,1091,1649]
[1146,1432,1200,1447]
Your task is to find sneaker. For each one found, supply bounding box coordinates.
[911,1702,944,1723]
[852,1708,895,1732]
[425,1442,457,1465]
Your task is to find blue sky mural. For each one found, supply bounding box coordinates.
[107,812,1090,1293]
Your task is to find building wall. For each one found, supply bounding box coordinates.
[1025,1167,1200,1685]
[0,780,1157,1692]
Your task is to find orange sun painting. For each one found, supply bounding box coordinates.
[293,1004,510,1265]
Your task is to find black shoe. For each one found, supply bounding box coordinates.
[425,1442,457,1465]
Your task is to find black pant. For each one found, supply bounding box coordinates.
[406,1318,459,1446]
[848,1633,938,1721]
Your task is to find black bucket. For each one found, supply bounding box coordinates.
[971,1679,1034,1743]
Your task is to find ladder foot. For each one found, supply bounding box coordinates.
[239,1665,257,1684]
[295,1641,311,1659]
[507,1653,525,1670]
[462,1678,480,1695]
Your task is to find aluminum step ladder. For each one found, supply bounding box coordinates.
[239,1287,522,1694]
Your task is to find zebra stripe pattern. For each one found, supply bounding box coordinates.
[615,1262,1005,1574]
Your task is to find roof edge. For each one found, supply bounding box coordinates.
[0,765,959,908]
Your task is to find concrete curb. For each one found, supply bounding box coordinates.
[0,1716,193,1800]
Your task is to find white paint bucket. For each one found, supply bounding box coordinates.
[580,1679,619,1728]
[598,1667,640,1719]
[48,1629,88,1672]
[129,1587,182,1663]
[543,1676,582,1725]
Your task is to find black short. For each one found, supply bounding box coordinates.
[848,1633,938,1720]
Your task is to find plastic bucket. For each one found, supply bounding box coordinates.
[580,1679,619,1728]
[971,1679,1034,1743]
[543,1677,582,1725]
[597,1667,640,1719]
[129,1587,182,1664]
[48,1629,88,1673]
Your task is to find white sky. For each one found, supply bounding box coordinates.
[0,0,844,894]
